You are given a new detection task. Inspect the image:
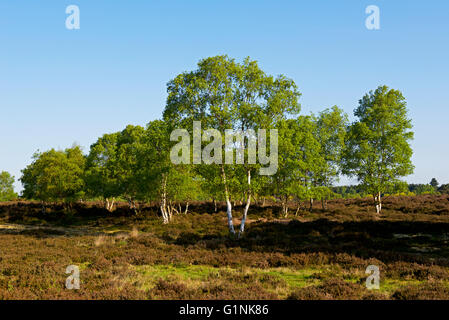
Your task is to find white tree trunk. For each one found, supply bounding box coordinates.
[161,205,169,224]
[309,198,314,212]
[282,197,289,217]
[221,165,235,235]
[375,192,382,214]
[171,201,180,215]
[160,175,170,224]
[105,198,115,212]
[239,169,251,238]
[168,204,173,221]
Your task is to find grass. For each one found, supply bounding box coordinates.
[380,278,423,294]
[1,195,449,299]
[132,264,322,298]
[132,262,448,299]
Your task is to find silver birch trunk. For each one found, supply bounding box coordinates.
[239,169,251,237]
[161,175,169,224]
[221,164,235,235]
[105,198,115,212]
[282,197,289,217]
[375,192,382,214]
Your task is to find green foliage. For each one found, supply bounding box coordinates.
[16,58,424,223]
[84,132,120,201]
[333,182,445,198]
[140,120,199,205]
[315,106,348,187]
[430,178,439,189]
[273,116,323,205]
[0,171,17,201]
[164,55,300,130]
[164,55,301,231]
[20,145,86,203]
[114,125,146,203]
[342,86,414,201]
[83,120,201,216]
[438,184,449,194]
[331,185,366,199]
[389,180,410,194]
[408,183,439,195]
[270,109,347,212]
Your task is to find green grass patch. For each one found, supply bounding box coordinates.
[133,264,322,293]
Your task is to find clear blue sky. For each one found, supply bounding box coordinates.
[1,0,448,192]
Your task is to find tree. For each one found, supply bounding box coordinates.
[166,165,200,216]
[20,145,86,209]
[164,55,300,236]
[342,85,414,213]
[408,183,438,195]
[140,120,175,222]
[293,115,323,213]
[85,132,120,211]
[430,178,439,189]
[113,125,151,213]
[438,184,449,194]
[274,116,323,216]
[0,171,17,201]
[314,106,348,209]
[232,57,300,235]
[198,164,224,212]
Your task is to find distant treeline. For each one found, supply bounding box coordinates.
[333,179,449,198]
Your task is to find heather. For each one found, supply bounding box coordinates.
[1,195,449,299]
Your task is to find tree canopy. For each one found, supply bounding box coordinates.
[20,145,86,204]
[0,171,17,202]
[164,55,301,235]
[342,85,414,213]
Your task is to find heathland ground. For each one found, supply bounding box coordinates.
[1,195,449,299]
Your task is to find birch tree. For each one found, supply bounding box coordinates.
[314,106,348,209]
[164,56,239,233]
[342,85,414,213]
[141,120,199,223]
[273,116,322,215]
[164,55,300,236]
[233,57,300,236]
[139,120,172,222]
[85,132,120,211]
[115,125,146,213]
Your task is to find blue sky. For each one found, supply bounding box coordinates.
[1,0,448,192]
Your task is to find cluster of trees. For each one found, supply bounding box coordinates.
[21,147,85,207]
[0,171,18,201]
[17,55,416,235]
[409,179,449,195]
